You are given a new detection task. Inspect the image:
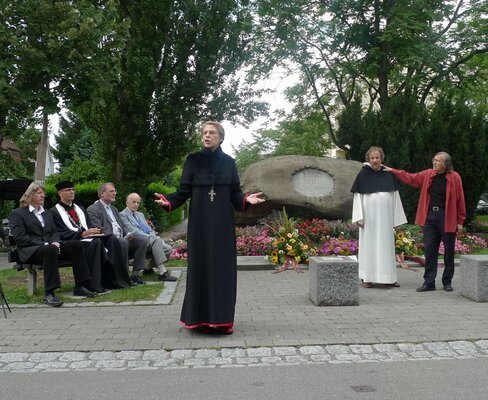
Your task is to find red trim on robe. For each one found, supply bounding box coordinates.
[242,193,250,211]
[180,320,234,334]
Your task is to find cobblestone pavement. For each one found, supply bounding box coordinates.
[1,340,487,373]
[1,264,488,373]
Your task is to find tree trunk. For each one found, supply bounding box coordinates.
[35,110,49,182]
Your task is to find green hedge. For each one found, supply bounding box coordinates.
[145,182,185,232]
[42,181,184,232]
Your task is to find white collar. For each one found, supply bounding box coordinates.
[29,204,45,214]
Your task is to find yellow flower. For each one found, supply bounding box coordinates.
[279,237,285,243]
[287,233,293,238]
[271,256,278,263]
[286,245,292,251]
[295,256,301,262]
[301,244,308,250]
[397,232,405,240]
[271,250,278,257]
[290,238,296,243]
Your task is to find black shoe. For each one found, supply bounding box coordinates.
[73,286,97,297]
[142,269,155,275]
[443,284,453,292]
[416,285,436,292]
[131,275,146,285]
[158,272,177,282]
[43,292,64,307]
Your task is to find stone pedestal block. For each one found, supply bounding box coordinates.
[459,255,488,302]
[309,256,359,306]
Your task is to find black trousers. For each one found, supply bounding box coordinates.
[99,235,131,289]
[82,238,106,292]
[27,241,91,293]
[422,209,456,287]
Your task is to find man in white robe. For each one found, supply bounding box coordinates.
[351,147,407,287]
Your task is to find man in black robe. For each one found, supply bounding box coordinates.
[156,121,265,334]
[51,180,131,290]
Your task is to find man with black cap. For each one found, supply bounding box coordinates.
[9,182,96,306]
[51,180,132,291]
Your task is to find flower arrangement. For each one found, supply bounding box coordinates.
[319,237,358,256]
[265,208,314,273]
[394,229,419,256]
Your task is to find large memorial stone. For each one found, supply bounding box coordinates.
[459,255,488,302]
[309,256,359,306]
[236,155,362,225]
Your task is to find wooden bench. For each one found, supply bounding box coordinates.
[7,236,72,296]
[8,236,154,295]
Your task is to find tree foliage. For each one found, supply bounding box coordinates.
[251,0,487,150]
[234,107,331,172]
[76,0,267,194]
[1,0,123,179]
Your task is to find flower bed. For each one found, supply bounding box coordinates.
[167,221,487,261]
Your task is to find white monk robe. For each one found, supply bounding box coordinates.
[351,164,407,284]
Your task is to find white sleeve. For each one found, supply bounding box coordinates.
[351,193,364,225]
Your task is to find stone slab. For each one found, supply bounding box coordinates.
[459,255,488,302]
[309,256,359,306]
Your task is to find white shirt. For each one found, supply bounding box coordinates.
[29,204,46,227]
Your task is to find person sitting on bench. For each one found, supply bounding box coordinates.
[9,182,96,307]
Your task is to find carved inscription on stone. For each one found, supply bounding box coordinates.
[291,168,334,197]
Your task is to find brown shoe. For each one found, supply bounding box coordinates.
[362,282,373,288]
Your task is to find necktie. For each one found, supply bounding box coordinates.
[133,212,151,234]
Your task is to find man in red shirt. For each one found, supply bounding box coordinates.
[383,152,466,292]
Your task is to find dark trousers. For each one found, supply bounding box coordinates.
[27,241,91,293]
[100,235,131,289]
[422,210,456,287]
[82,238,106,292]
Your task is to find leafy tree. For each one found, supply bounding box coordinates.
[252,0,487,151]
[2,0,122,180]
[79,0,267,195]
[234,108,331,172]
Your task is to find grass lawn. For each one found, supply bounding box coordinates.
[0,259,186,305]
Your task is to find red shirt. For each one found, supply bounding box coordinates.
[390,168,466,232]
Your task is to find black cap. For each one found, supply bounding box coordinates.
[55,180,75,191]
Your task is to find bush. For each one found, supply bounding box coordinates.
[145,182,185,232]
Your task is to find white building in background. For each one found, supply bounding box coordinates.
[33,144,56,179]
[326,146,347,159]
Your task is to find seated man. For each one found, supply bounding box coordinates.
[87,182,148,285]
[120,193,177,282]
[9,182,96,307]
[50,180,131,291]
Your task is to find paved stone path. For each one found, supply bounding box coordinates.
[2,262,488,373]
[1,340,487,373]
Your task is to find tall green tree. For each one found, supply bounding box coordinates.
[2,0,122,180]
[251,0,487,151]
[79,0,266,194]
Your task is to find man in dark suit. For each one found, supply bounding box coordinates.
[50,180,131,291]
[87,182,148,285]
[9,182,96,307]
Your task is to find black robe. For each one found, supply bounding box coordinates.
[50,203,131,290]
[161,146,249,330]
